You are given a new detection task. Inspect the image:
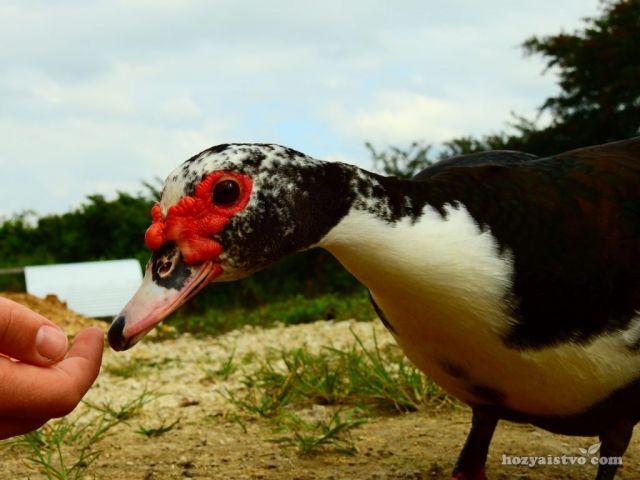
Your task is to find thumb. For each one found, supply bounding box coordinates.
[0,297,69,366]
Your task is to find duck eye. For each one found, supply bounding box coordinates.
[212,179,240,205]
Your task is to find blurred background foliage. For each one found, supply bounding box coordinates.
[1,0,638,332]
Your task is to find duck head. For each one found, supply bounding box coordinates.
[108,144,355,351]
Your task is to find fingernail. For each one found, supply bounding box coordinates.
[36,326,69,361]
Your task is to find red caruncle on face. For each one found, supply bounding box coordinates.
[144,171,253,265]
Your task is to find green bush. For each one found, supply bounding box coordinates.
[170,290,374,335]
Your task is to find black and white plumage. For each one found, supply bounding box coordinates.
[109,138,640,480]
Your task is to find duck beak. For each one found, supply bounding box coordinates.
[108,243,222,351]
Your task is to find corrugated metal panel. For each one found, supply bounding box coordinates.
[25,259,143,317]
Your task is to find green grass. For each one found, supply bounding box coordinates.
[226,329,451,417]
[201,350,237,383]
[171,291,375,336]
[103,356,177,379]
[270,408,368,456]
[82,387,159,422]
[7,388,160,479]
[136,418,180,438]
[103,361,144,379]
[10,415,114,480]
[223,329,453,456]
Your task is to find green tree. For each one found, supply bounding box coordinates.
[373,0,640,176]
[504,0,640,155]
[0,192,155,268]
[366,141,434,178]
[366,137,510,178]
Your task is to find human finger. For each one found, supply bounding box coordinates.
[0,327,104,418]
[0,417,47,440]
[0,297,68,366]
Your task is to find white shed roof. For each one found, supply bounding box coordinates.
[25,259,143,318]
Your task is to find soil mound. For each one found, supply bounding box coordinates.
[1,292,107,336]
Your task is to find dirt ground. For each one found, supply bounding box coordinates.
[1,293,638,480]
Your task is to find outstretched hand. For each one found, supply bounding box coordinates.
[0,297,104,439]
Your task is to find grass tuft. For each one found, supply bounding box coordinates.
[8,388,159,479]
[82,386,159,422]
[103,357,177,379]
[226,329,451,418]
[223,328,453,456]
[10,415,113,480]
[136,418,180,438]
[270,408,367,456]
[201,351,237,383]
[103,361,144,379]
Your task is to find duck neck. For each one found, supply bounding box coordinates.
[317,165,513,329]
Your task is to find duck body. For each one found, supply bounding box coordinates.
[109,137,640,479]
[322,138,640,424]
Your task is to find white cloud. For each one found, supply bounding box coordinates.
[160,97,202,121]
[0,117,234,215]
[0,0,601,215]
[325,87,549,147]
[34,79,137,117]
[329,92,460,144]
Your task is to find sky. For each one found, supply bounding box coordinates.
[0,0,601,218]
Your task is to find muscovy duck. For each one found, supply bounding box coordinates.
[109,138,640,480]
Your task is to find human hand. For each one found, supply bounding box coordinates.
[0,297,104,439]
